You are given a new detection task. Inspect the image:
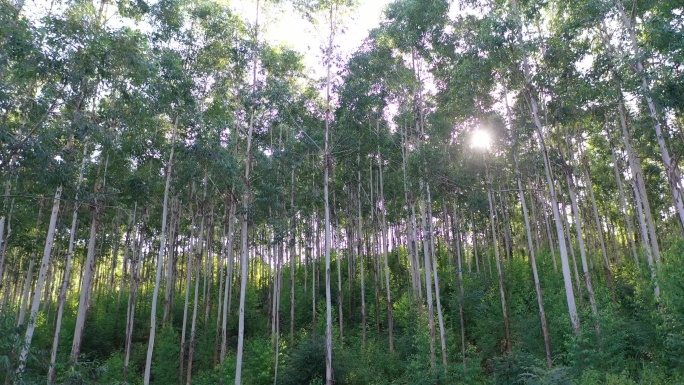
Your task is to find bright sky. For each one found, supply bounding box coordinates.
[231,0,393,76]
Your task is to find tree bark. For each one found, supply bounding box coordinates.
[221,198,236,364]
[48,150,88,383]
[451,205,468,373]
[124,213,142,381]
[144,115,177,384]
[427,185,447,370]
[179,203,196,384]
[565,171,599,325]
[70,197,102,360]
[17,185,62,375]
[419,187,437,367]
[378,152,394,352]
[235,2,259,382]
[487,178,512,353]
[357,168,367,348]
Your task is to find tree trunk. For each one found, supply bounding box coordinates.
[289,168,296,343]
[221,199,236,364]
[471,212,480,274]
[108,218,121,296]
[566,171,599,326]
[48,150,88,383]
[17,185,62,375]
[70,199,102,360]
[179,204,196,383]
[559,187,582,305]
[427,185,447,370]
[143,116,177,384]
[124,216,142,381]
[357,169,367,348]
[419,187,437,367]
[185,238,204,385]
[0,180,10,291]
[323,6,335,384]
[235,2,260,381]
[163,198,180,327]
[18,200,43,327]
[487,179,512,353]
[451,205,468,373]
[378,152,394,352]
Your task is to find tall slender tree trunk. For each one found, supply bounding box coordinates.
[107,218,121,296]
[378,152,394,352]
[0,180,11,290]
[18,200,43,327]
[48,151,88,383]
[187,204,205,385]
[124,216,142,381]
[163,199,179,327]
[559,188,582,304]
[451,205,467,373]
[179,204,196,383]
[487,178,512,353]
[70,197,102,360]
[221,199,236,364]
[186,240,202,385]
[17,185,62,375]
[289,168,296,343]
[357,168,367,348]
[144,115,177,384]
[566,171,599,325]
[323,6,335,384]
[235,3,259,383]
[427,185,447,370]
[631,178,660,297]
[471,212,480,274]
[17,260,35,327]
[419,186,437,367]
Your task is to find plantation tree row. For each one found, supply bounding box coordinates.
[1,0,683,383]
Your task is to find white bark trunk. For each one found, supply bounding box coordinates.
[566,172,599,322]
[427,185,447,370]
[48,150,88,383]
[419,189,436,367]
[17,185,62,374]
[235,2,259,382]
[143,115,177,384]
[70,202,101,360]
[487,182,512,352]
[220,200,235,363]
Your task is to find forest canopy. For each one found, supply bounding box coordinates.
[1,0,684,384]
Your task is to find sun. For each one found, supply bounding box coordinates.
[471,129,492,150]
